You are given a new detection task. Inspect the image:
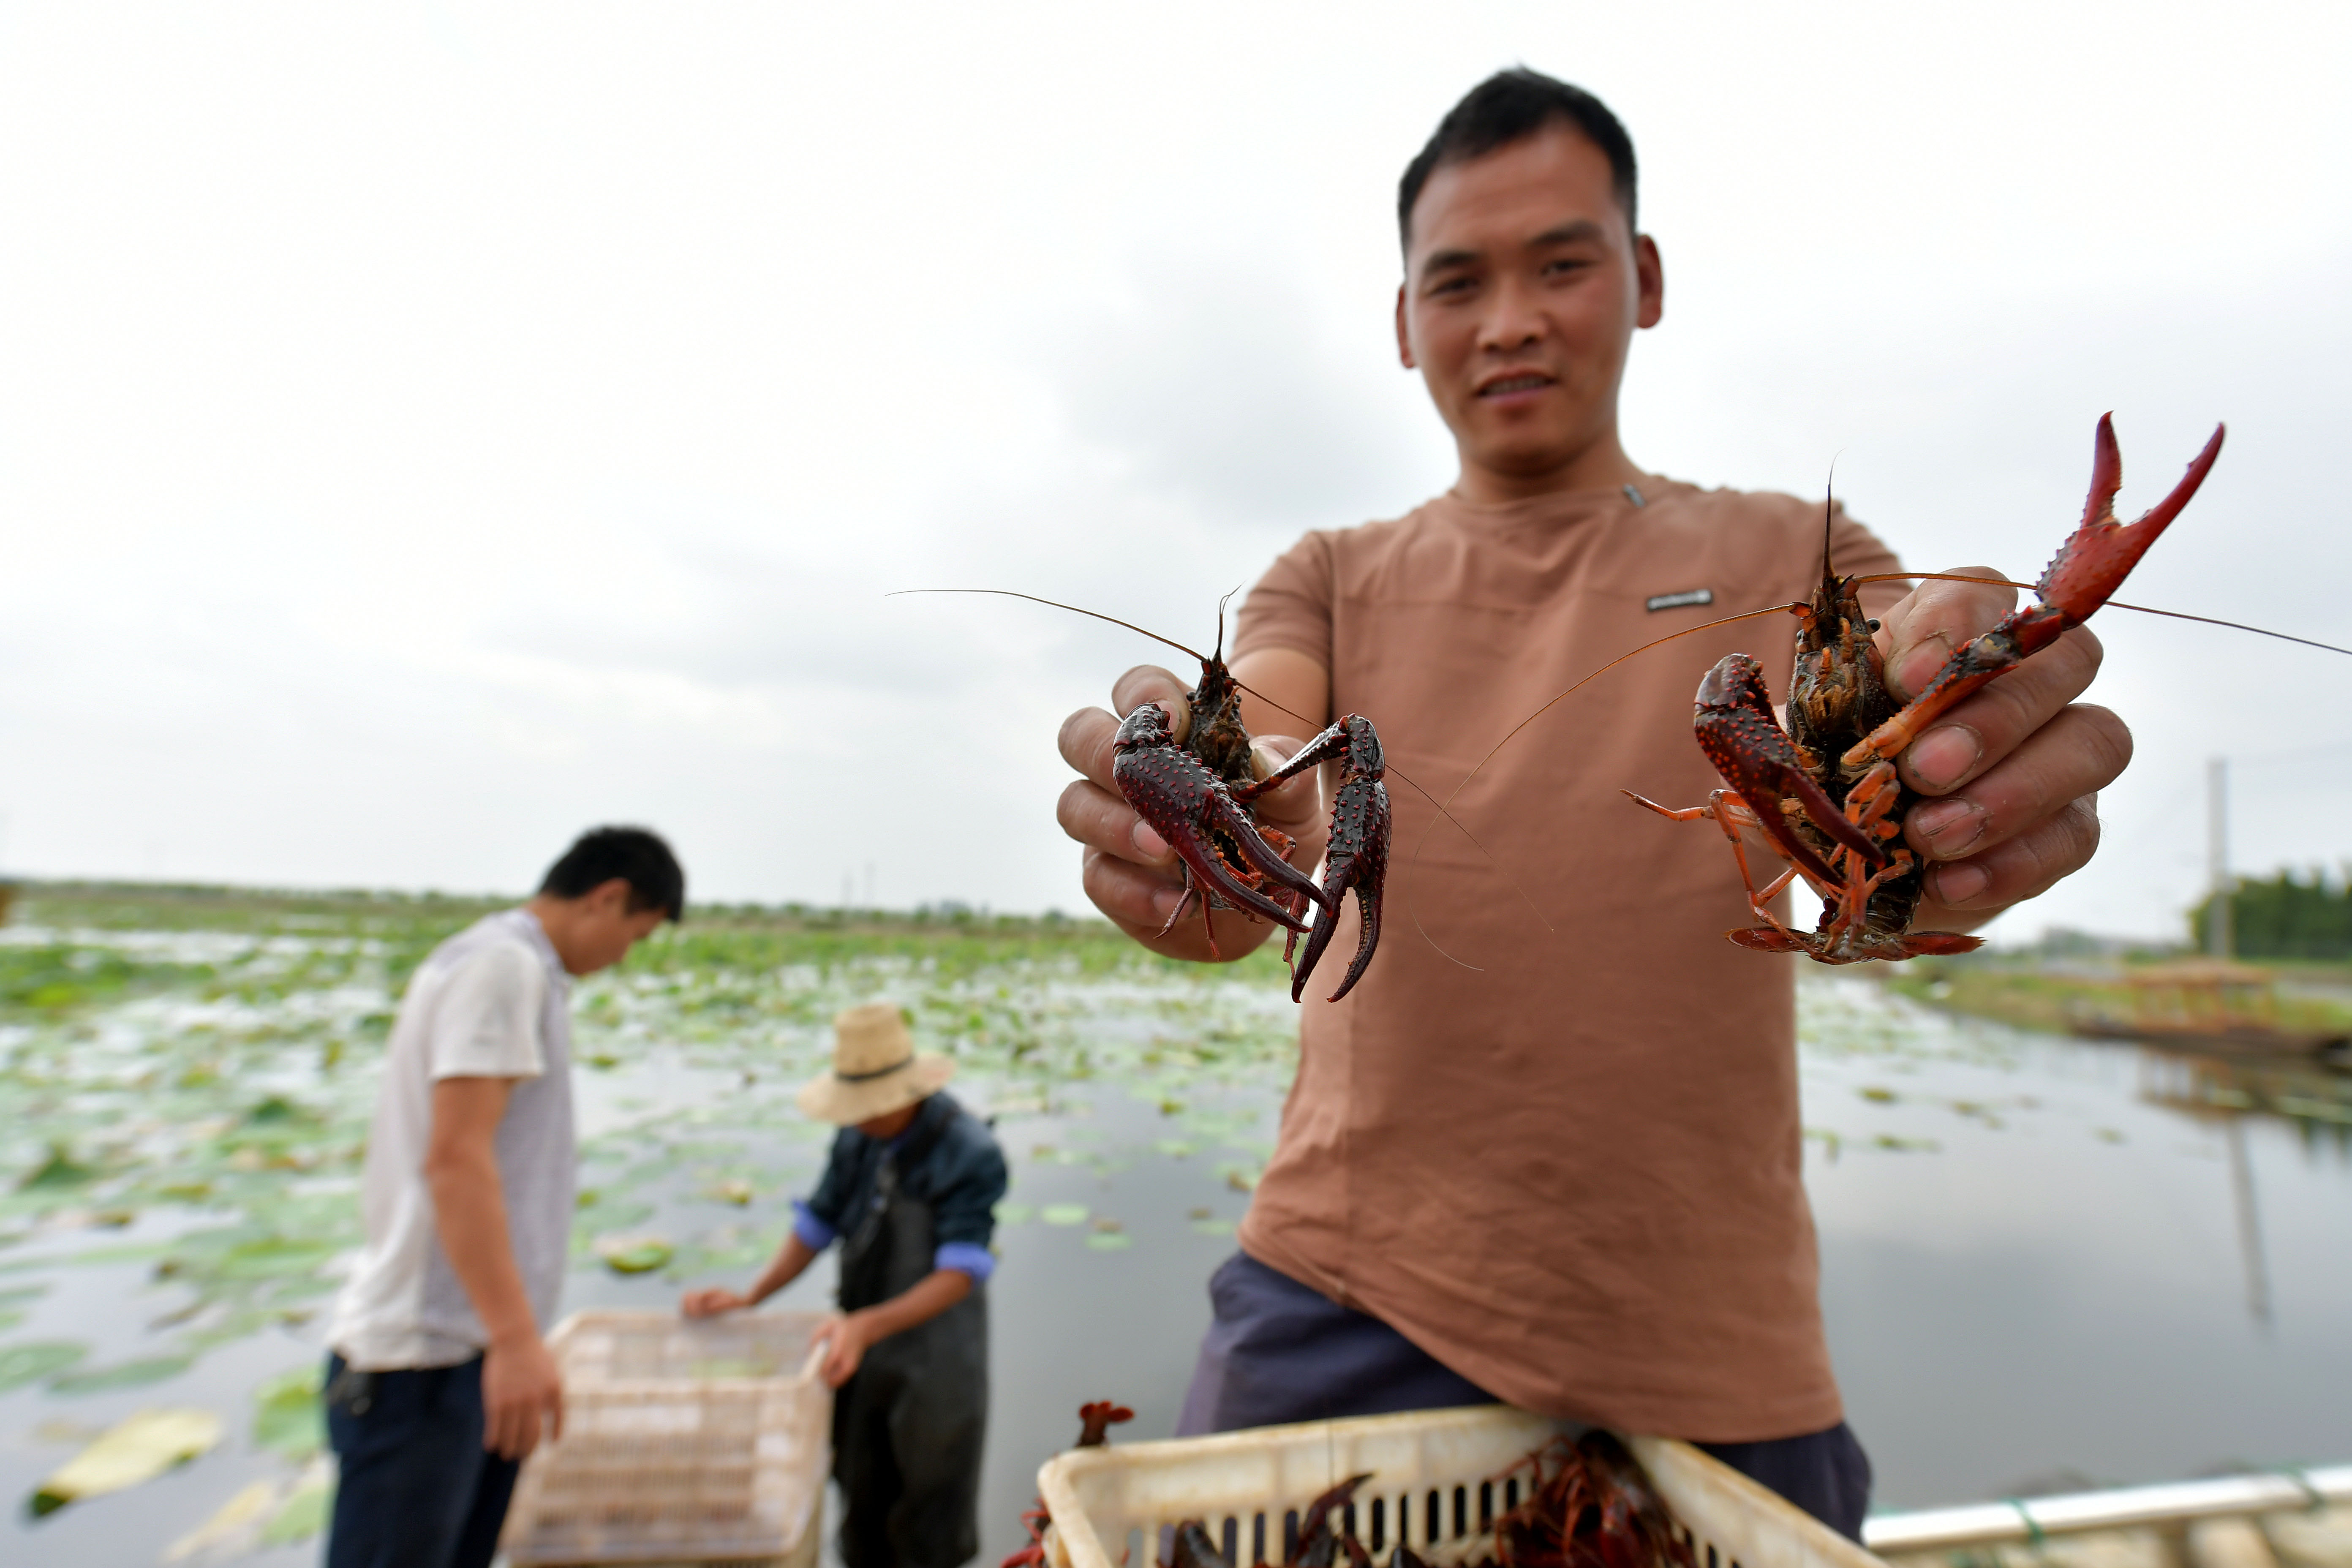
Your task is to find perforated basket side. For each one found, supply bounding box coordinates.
[503,1311,832,1565]
[1038,1407,1884,1568]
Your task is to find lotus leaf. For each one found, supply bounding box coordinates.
[596,1234,675,1274]
[253,1364,326,1457]
[51,1355,196,1394]
[259,1462,334,1545]
[1039,1204,1089,1227]
[166,1477,280,1561]
[30,1405,223,1516]
[18,1144,97,1190]
[0,1340,87,1391]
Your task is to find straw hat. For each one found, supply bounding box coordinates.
[796,1002,955,1125]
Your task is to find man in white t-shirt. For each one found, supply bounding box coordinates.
[321,826,684,1568]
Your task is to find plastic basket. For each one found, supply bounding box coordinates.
[1037,1406,1884,1568]
[500,1309,833,1567]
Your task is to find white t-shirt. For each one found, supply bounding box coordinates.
[326,909,577,1370]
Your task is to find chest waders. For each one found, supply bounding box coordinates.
[833,1112,988,1568]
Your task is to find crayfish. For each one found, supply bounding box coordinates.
[1114,637,1392,1003]
[1629,413,2226,963]
[896,588,1395,1003]
[1493,1432,1694,1568]
[1168,1473,1372,1568]
[1001,1399,1135,1568]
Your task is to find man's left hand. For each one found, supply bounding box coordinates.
[812,1312,871,1389]
[1875,565,2134,931]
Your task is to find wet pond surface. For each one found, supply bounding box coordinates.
[1,902,2347,1565]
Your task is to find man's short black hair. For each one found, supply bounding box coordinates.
[539,826,685,922]
[1398,68,1639,254]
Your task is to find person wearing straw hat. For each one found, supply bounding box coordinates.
[682,1002,1006,1568]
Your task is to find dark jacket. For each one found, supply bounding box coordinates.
[803,1091,1005,1263]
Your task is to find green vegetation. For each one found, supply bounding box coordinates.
[2193,870,2352,960]
[0,878,1300,1405]
[1880,950,2352,1038]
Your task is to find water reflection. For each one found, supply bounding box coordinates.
[1804,979,2352,1510]
[6,940,2352,1564]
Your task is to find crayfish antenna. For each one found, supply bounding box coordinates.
[1212,585,1242,665]
[2037,415,2225,624]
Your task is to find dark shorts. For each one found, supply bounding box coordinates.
[321,1353,521,1568]
[1177,1252,1873,1542]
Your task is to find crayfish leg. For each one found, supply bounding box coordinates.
[1727,921,1814,954]
[1897,931,1985,957]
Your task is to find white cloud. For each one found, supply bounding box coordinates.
[0,0,2345,936]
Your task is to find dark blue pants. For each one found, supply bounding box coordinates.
[1178,1252,1873,1542]
[322,1353,520,1568]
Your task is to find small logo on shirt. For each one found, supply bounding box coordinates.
[1646,588,1715,612]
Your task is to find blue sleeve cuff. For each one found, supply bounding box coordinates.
[934,1241,995,1283]
[791,1200,837,1251]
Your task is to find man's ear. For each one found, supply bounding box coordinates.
[1635,235,1664,331]
[1394,283,1416,369]
[591,876,633,913]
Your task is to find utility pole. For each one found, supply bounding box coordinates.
[2207,756,2232,959]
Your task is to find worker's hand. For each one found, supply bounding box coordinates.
[1056,666,1326,962]
[1875,567,2131,931]
[812,1312,873,1389]
[482,1331,564,1460]
[681,1287,751,1319]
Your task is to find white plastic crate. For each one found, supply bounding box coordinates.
[1037,1405,1883,1568]
[500,1309,833,1567]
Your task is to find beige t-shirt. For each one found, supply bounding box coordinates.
[1232,478,1904,1443]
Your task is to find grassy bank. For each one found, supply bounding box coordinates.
[1878,952,2352,1038]
[4,880,1293,993]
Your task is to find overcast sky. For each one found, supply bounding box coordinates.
[3,2,2348,944]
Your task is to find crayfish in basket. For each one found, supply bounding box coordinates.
[1491,1431,1693,1568]
[1170,1473,1376,1568]
[1166,1433,1691,1568]
[1002,1399,1136,1568]
[893,588,1394,1002]
[1626,413,2228,964]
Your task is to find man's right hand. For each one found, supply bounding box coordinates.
[1056,664,1328,962]
[482,1331,564,1460]
[680,1286,751,1319]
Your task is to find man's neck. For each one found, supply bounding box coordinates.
[1451,431,1644,507]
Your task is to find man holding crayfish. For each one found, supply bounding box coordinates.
[1054,69,2130,1540]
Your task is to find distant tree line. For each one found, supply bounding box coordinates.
[2192,869,2352,959]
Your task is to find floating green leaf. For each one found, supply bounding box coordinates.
[1040,1203,1089,1227]
[30,1406,222,1515]
[1083,1232,1134,1251]
[253,1364,326,1458]
[51,1355,195,1394]
[260,1463,334,1546]
[992,1202,1034,1225]
[0,1341,87,1390]
[19,1143,97,1190]
[596,1234,675,1274]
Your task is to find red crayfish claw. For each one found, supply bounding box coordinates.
[1237,715,1389,1003]
[1847,414,2224,769]
[2040,413,2226,625]
[1075,1400,1134,1447]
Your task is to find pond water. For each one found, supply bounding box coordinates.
[1,908,2347,1566]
